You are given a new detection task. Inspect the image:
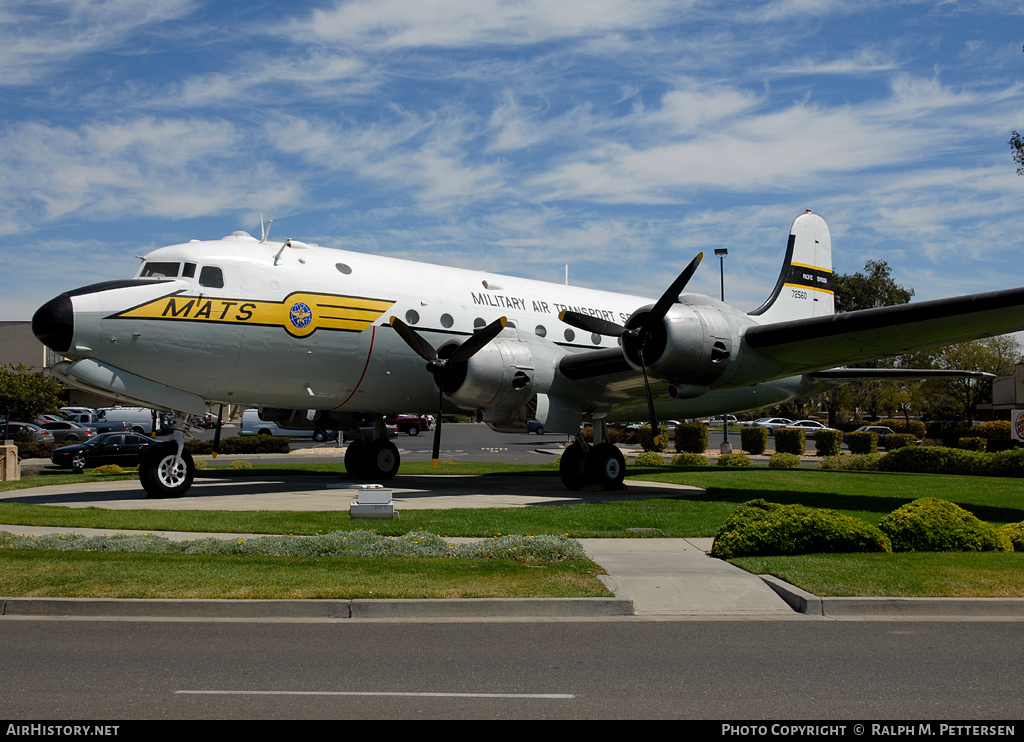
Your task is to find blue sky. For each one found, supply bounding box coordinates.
[2,0,1023,321]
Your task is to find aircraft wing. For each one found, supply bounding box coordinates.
[743,286,1024,377]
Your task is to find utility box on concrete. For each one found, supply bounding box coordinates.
[346,484,399,520]
[1,443,20,481]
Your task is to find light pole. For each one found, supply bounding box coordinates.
[714,248,732,453]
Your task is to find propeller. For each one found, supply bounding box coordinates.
[559,252,704,448]
[390,315,508,465]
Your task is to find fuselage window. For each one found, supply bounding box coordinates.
[440,313,454,328]
[591,332,601,345]
[535,325,547,338]
[405,309,420,325]
[564,328,576,342]
[336,263,352,275]
[140,262,180,278]
[474,318,486,329]
[182,263,196,278]
[199,266,224,289]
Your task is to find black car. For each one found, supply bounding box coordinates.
[51,432,159,470]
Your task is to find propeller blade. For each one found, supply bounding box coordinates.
[558,311,626,338]
[643,252,704,333]
[432,385,444,466]
[637,350,661,448]
[449,316,507,364]
[389,316,439,362]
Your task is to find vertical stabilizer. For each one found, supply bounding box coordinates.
[748,210,834,323]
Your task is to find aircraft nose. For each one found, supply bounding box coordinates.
[32,293,74,354]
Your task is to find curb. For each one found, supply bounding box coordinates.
[0,596,634,620]
[759,575,1024,618]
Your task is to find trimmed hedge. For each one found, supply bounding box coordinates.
[740,426,768,455]
[675,423,708,454]
[878,498,1011,552]
[846,431,877,455]
[955,437,987,452]
[879,418,927,439]
[881,433,915,451]
[813,429,842,457]
[711,499,892,558]
[637,424,669,452]
[972,420,1011,441]
[774,428,805,455]
[817,454,884,471]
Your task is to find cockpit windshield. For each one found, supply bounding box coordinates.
[140,262,180,278]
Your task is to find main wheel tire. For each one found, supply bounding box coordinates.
[534,426,544,435]
[344,439,368,477]
[313,430,327,442]
[366,439,400,480]
[140,443,194,498]
[71,453,87,470]
[584,442,625,491]
[65,435,79,442]
[559,442,587,490]
[408,425,419,436]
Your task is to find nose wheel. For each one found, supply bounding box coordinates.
[140,441,195,498]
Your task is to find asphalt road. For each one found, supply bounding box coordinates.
[1,618,1020,720]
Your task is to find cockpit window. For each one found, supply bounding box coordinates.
[199,266,224,288]
[140,262,180,278]
[182,262,196,278]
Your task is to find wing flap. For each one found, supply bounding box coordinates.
[744,287,1024,375]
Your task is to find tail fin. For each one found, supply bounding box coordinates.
[748,210,834,323]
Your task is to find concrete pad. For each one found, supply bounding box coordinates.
[578,538,794,616]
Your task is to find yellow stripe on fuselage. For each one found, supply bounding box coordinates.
[113,292,394,338]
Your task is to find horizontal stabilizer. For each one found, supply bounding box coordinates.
[745,286,1024,376]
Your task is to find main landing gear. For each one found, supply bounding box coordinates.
[140,429,195,498]
[344,419,400,480]
[559,420,625,492]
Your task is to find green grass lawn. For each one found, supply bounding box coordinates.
[5,461,1024,598]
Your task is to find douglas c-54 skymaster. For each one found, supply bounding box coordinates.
[32,210,1024,498]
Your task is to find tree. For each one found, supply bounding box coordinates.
[829,260,916,423]
[924,336,1022,423]
[0,364,65,438]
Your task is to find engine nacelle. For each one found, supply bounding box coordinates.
[438,338,535,414]
[623,303,733,385]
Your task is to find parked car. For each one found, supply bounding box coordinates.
[342,422,398,442]
[37,421,96,443]
[787,420,835,432]
[4,422,55,443]
[240,409,316,437]
[96,407,161,434]
[700,415,738,425]
[845,425,901,443]
[527,419,545,435]
[752,417,793,435]
[386,414,431,436]
[50,432,159,469]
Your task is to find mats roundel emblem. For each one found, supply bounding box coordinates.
[289,302,313,330]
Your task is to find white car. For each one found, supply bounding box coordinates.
[787,420,835,432]
[752,418,793,435]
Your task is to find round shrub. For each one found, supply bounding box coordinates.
[711,499,891,559]
[997,522,1024,552]
[717,452,752,467]
[973,420,1011,441]
[633,451,665,466]
[740,426,769,455]
[768,452,801,469]
[955,437,987,452]
[670,452,710,466]
[91,465,126,475]
[878,498,1011,552]
[816,453,884,471]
